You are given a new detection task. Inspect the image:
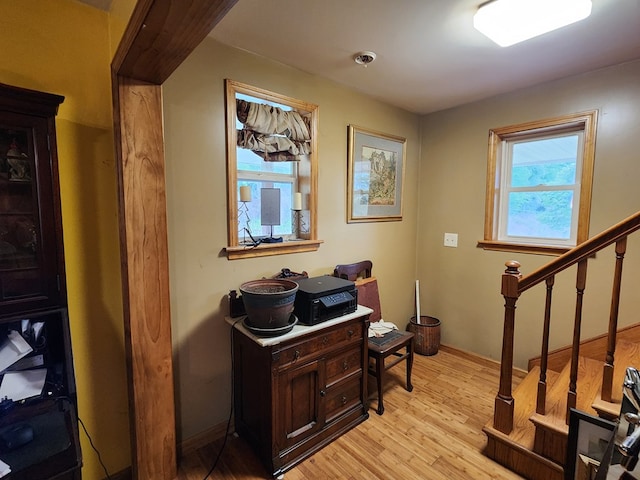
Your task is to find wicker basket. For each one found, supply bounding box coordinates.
[407,315,441,356]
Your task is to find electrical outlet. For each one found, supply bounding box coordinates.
[444,232,458,247]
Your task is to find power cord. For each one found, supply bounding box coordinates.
[56,396,112,480]
[240,228,282,248]
[202,318,240,480]
[78,416,112,480]
[241,228,263,248]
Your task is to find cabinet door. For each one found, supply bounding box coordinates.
[0,111,63,314]
[275,358,326,450]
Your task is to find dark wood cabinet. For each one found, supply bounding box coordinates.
[0,84,66,316]
[0,84,80,479]
[231,307,371,478]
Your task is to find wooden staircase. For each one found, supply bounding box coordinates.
[483,211,640,480]
[484,339,638,479]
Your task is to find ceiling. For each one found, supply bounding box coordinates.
[208,0,640,114]
[78,0,640,115]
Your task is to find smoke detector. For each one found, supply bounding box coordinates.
[353,51,377,67]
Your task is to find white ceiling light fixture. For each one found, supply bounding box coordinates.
[354,51,377,67]
[474,0,592,47]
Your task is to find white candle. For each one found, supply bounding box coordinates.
[415,280,421,324]
[240,186,251,202]
[293,192,302,211]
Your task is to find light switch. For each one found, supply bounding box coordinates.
[444,232,458,247]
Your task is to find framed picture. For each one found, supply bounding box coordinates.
[565,408,618,480]
[347,125,406,223]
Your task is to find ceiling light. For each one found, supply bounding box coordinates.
[473,0,592,47]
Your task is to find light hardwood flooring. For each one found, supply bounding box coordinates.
[178,346,527,480]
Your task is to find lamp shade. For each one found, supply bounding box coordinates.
[473,0,592,47]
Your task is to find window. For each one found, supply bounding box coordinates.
[479,111,597,255]
[224,80,321,260]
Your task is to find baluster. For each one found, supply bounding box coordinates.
[602,237,627,401]
[567,259,588,422]
[536,275,554,415]
[494,260,522,434]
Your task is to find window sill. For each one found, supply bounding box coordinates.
[477,240,570,256]
[225,239,324,260]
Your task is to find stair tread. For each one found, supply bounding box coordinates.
[599,338,640,403]
[484,366,560,447]
[530,355,604,430]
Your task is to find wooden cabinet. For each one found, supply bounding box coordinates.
[0,83,66,316]
[231,307,371,478]
[0,84,80,479]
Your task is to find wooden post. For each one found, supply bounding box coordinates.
[567,259,588,422]
[110,1,238,477]
[536,275,554,415]
[494,260,521,434]
[602,237,627,401]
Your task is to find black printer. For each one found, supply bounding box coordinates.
[293,276,358,325]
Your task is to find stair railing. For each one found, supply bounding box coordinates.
[494,211,640,434]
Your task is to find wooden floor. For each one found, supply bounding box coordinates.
[177,346,527,480]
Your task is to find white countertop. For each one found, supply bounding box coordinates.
[225,305,373,347]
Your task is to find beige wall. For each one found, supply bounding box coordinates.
[418,59,640,369]
[162,38,420,441]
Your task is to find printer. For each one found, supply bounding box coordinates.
[293,276,358,325]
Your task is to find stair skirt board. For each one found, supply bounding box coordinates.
[484,425,564,480]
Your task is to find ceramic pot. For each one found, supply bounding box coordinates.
[240,279,299,329]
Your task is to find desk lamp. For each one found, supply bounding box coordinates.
[261,187,282,243]
[239,185,251,244]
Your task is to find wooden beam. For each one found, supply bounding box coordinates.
[113,0,238,84]
[111,1,238,478]
[113,75,176,480]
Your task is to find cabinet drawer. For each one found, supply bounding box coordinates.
[275,320,363,368]
[324,377,362,424]
[325,347,361,387]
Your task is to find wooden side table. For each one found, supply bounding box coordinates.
[367,330,414,415]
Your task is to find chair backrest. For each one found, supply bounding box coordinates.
[355,277,382,323]
[333,260,373,281]
[334,260,381,321]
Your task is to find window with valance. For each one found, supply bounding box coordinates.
[224,80,322,260]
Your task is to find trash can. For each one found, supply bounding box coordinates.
[408,315,441,356]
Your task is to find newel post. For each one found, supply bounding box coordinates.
[494,260,522,434]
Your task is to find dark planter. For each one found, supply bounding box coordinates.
[240,279,299,329]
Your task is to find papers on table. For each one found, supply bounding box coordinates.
[0,331,33,373]
[0,329,46,402]
[0,368,47,402]
[0,458,10,477]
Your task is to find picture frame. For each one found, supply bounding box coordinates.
[347,125,406,223]
[565,408,618,480]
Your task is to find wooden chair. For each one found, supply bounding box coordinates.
[334,262,414,415]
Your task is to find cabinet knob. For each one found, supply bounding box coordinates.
[321,336,328,345]
[341,395,347,405]
[342,360,349,371]
[320,390,326,397]
[293,350,300,360]
[347,329,354,337]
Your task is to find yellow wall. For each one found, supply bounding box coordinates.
[162,38,421,441]
[418,59,640,369]
[0,0,130,477]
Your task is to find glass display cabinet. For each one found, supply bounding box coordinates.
[0,83,80,479]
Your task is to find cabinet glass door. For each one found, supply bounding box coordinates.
[0,115,60,311]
